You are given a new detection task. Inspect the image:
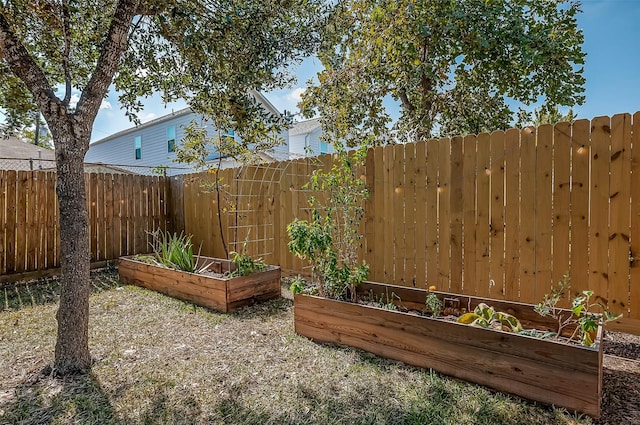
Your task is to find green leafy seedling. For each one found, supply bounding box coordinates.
[458,303,523,333]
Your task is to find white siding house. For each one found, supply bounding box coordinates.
[288,118,335,157]
[85,92,290,175]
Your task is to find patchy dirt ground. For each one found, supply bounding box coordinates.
[0,269,638,425]
[600,331,640,424]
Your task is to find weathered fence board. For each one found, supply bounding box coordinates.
[3,113,640,334]
[0,171,172,280]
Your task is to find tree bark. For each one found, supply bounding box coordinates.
[53,124,91,375]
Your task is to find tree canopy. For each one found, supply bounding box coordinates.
[1,0,326,375]
[300,0,586,143]
[1,0,325,140]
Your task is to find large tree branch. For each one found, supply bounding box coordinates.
[0,11,62,116]
[398,89,415,113]
[75,0,139,123]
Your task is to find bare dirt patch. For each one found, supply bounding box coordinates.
[0,269,638,424]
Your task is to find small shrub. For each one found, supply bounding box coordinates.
[289,276,307,295]
[229,240,266,277]
[535,274,622,346]
[425,292,443,317]
[287,145,370,301]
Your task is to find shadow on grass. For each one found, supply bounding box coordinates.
[135,389,203,425]
[230,296,293,320]
[1,267,121,312]
[0,364,572,425]
[204,378,531,425]
[0,367,122,425]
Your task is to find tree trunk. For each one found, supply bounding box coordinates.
[53,127,91,375]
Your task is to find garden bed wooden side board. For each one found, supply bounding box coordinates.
[294,281,603,418]
[118,255,281,313]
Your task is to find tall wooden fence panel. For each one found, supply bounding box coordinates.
[4,113,639,333]
[361,113,638,332]
[179,113,640,333]
[0,171,172,280]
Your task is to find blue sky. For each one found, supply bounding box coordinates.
[85,1,639,142]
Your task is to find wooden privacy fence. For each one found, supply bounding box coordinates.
[0,171,173,280]
[183,112,640,333]
[363,114,639,318]
[2,113,639,332]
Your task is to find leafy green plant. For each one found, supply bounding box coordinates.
[287,144,370,301]
[289,276,308,295]
[458,303,523,333]
[145,229,210,274]
[368,290,400,311]
[229,239,267,277]
[288,211,336,296]
[535,274,622,347]
[425,292,443,318]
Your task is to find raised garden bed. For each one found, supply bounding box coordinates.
[294,281,603,418]
[118,255,281,312]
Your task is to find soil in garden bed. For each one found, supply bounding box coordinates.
[358,291,591,347]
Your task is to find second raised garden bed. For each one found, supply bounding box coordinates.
[294,281,603,418]
[119,255,281,313]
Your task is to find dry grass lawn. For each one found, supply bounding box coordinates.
[1,268,637,424]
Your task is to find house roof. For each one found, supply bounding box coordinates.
[289,118,322,136]
[0,136,56,160]
[90,107,193,147]
[91,91,283,146]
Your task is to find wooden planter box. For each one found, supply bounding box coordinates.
[294,281,603,418]
[118,255,281,313]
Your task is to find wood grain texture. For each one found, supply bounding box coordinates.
[462,135,477,295]
[413,142,427,288]
[475,133,491,297]
[571,120,591,300]
[552,123,571,306]
[449,136,463,294]
[425,139,439,286]
[519,128,536,302]
[631,112,640,321]
[295,282,603,418]
[118,255,280,312]
[535,125,553,301]
[590,117,611,306]
[438,138,451,291]
[504,128,520,302]
[608,114,631,316]
[489,131,505,298]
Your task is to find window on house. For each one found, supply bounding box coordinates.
[167,126,176,152]
[222,129,235,143]
[135,135,142,160]
[320,140,328,154]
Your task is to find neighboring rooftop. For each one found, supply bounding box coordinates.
[90,107,192,146]
[0,135,56,170]
[289,118,322,136]
[91,91,282,147]
[0,135,55,160]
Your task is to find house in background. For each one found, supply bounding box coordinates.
[288,117,335,157]
[85,91,290,176]
[0,135,56,170]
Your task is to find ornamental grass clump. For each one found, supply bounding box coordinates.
[148,229,203,273]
